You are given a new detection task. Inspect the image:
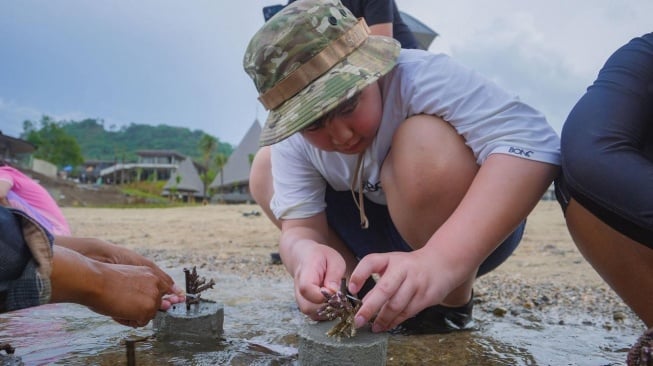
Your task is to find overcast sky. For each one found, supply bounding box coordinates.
[0,1,651,145]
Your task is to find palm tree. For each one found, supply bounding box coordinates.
[214,153,227,191]
[198,134,217,200]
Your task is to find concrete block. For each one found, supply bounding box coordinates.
[298,320,388,366]
[153,299,224,341]
[0,354,24,366]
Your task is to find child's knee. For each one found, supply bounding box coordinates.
[383,115,477,194]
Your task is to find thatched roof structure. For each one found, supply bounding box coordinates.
[210,120,261,189]
[162,157,204,198]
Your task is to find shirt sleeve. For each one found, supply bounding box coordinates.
[0,167,15,182]
[0,206,53,313]
[270,136,328,220]
[400,51,561,166]
[560,33,653,247]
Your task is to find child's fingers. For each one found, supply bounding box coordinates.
[352,259,407,330]
[296,268,328,305]
[322,255,347,293]
[374,279,418,332]
[348,253,386,294]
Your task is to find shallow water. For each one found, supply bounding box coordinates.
[0,269,641,365]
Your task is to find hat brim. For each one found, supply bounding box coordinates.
[259,35,401,146]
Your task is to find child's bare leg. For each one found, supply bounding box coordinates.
[249,146,281,228]
[381,114,479,305]
[565,199,653,327]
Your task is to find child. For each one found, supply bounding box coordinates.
[245,0,560,334]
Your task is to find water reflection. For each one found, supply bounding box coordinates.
[0,269,640,365]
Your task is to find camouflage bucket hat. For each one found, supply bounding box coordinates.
[243,0,401,146]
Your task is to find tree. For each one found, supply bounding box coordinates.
[214,153,227,189]
[171,174,182,202]
[23,115,84,169]
[198,134,218,199]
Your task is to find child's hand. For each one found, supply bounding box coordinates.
[291,243,347,320]
[348,249,456,333]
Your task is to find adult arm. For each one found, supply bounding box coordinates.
[368,23,392,38]
[53,236,181,292]
[50,245,174,327]
[357,0,419,49]
[1,207,181,325]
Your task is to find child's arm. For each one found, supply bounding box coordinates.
[350,154,558,332]
[279,212,355,319]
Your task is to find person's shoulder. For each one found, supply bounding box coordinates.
[0,165,20,176]
[272,133,313,156]
[390,49,457,80]
[395,49,451,68]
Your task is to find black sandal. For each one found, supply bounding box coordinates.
[390,294,475,335]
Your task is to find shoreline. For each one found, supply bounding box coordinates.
[62,201,645,333]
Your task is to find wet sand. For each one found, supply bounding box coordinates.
[62,201,596,285]
[61,201,619,301]
[61,201,645,364]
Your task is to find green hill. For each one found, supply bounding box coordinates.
[61,118,233,162]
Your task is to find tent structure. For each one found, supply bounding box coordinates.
[210,120,261,203]
[162,157,204,202]
[399,11,438,50]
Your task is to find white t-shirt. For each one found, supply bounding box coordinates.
[270,49,561,220]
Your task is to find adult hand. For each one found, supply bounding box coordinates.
[348,249,455,333]
[54,236,185,308]
[90,261,175,327]
[50,246,182,327]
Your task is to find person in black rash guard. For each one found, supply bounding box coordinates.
[286,0,420,49]
[336,0,420,49]
[555,32,653,329]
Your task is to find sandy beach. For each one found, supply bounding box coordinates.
[62,200,641,323]
[61,200,609,288]
[60,200,645,364]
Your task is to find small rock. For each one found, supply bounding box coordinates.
[613,311,627,322]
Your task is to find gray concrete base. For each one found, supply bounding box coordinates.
[298,320,388,366]
[0,354,24,366]
[153,299,224,341]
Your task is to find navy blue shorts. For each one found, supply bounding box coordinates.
[324,185,524,277]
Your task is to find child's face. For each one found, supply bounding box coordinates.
[300,82,382,154]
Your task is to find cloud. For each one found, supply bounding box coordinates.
[0,97,120,137]
[443,14,590,133]
[2,1,651,145]
[0,98,41,137]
